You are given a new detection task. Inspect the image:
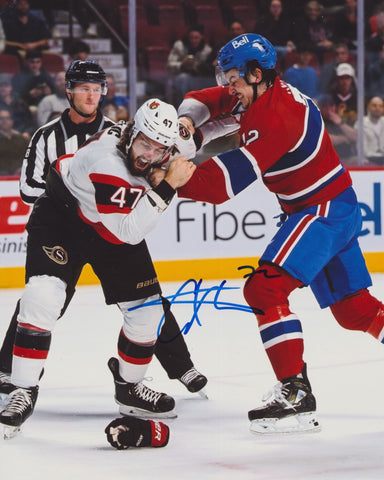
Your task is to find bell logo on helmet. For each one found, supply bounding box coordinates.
[232,36,249,49]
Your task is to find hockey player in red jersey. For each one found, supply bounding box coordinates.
[0,98,197,436]
[153,33,384,434]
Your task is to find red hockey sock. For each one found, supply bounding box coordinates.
[258,305,305,381]
[367,307,384,343]
[243,264,304,380]
[330,289,384,342]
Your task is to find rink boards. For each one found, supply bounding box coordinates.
[1,168,383,287]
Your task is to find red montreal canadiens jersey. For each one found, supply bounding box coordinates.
[178,80,352,213]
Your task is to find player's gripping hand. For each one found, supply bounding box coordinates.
[164,156,196,189]
[105,416,170,450]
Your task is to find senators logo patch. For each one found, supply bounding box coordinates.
[149,101,160,110]
[179,125,191,140]
[42,246,68,265]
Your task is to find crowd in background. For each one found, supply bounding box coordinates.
[1,0,384,175]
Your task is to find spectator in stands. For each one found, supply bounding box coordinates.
[166,24,214,105]
[281,0,308,19]
[254,0,295,59]
[45,110,61,122]
[29,0,97,38]
[0,17,5,53]
[359,95,384,165]
[317,93,358,165]
[36,70,67,126]
[284,43,319,99]
[318,42,354,94]
[207,20,246,75]
[328,62,357,127]
[12,49,54,108]
[331,0,357,50]
[0,74,35,137]
[2,0,51,56]
[293,1,334,65]
[228,20,246,39]
[368,0,384,36]
[67,40,91,65]
[101,103,118,122]
[103,73,129,120]
[0,106,29,175]
[366,43,384,97]
[366,11,384,62]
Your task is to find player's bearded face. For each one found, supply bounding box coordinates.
[128,133,169,176]
[225,68,254,109]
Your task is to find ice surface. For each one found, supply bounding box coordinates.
[0,275,383,479]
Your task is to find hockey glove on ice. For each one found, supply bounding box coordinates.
[105,416,170,450]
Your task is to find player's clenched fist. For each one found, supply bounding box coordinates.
[163,156,196,189]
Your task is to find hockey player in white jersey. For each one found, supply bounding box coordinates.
[0,98,196,435]
[0,61,209,410]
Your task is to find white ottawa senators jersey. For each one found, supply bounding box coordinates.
[56,123,170,245]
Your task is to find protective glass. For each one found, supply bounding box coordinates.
[215,65,228,86]
[69,84,108,95]
[215,66,242,87]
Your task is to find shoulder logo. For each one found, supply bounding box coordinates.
[179,124,191,140]
[149,101,160,110]
[42,245,68,265]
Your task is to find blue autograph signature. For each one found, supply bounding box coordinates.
[128,276,263,341]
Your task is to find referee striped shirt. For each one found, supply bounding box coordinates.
[20,108,115,204]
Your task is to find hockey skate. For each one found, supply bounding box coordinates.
[248,365,320,435]
[178,368,208,399]
[0,385,39,439]
[0,371,16,407]
[108,357,177,419]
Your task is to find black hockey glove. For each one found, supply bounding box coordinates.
[105,416,170,450]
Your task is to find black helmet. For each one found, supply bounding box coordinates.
[65,60,107,94]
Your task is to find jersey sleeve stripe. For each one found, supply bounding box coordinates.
[89,173,131,188]
[264,100,324,176]
[213,146,259,197]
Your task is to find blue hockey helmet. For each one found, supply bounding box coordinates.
[216,34,277,85]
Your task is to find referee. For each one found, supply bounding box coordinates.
[0,60,207,400]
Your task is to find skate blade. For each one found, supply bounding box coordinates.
[197,388,208,400]
[119,405,178,419]
[250,412,321,435]
[3,425,21,439]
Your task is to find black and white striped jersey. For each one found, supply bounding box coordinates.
[20,108,115,204]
